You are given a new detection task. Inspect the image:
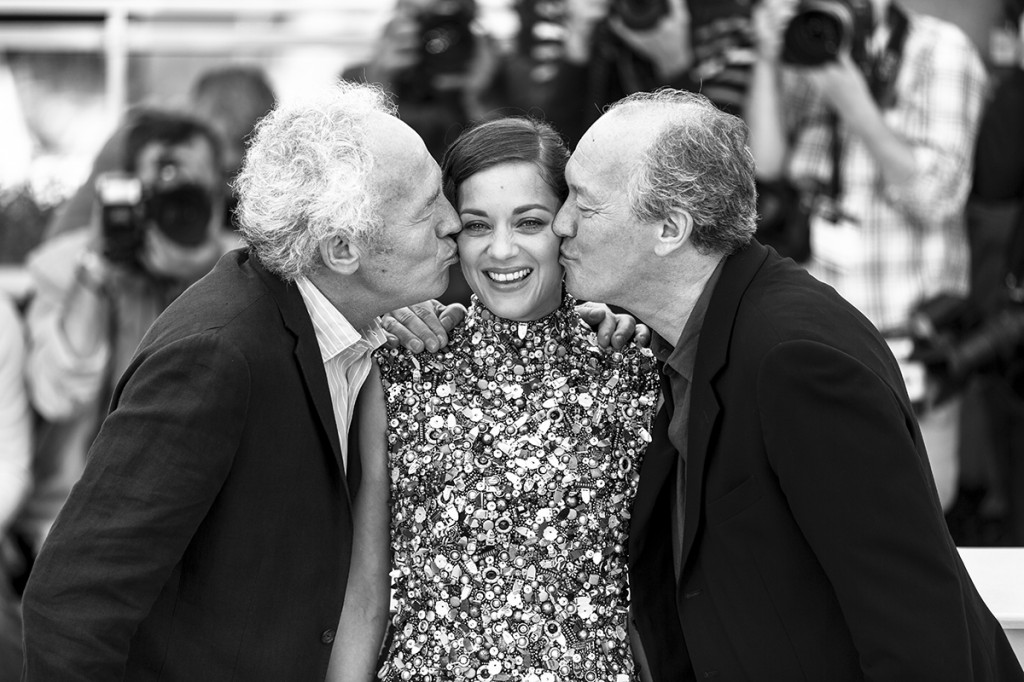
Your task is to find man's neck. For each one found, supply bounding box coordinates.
[305,270,378,332]
[622,251,724,345]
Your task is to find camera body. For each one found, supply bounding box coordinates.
[95,170,213,268]
[418,1,476,78]
[95,172,145,266]
[910,289,1024,403]
[611,0,669,31]
[781,0,875,67]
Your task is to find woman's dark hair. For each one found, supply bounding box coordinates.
[441,117,569,208]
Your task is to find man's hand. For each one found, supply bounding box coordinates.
[563,0,614,64]
[751,0,800,62]
[576,301,651,350]
[608,0,693,81]
[382,300,467,353]
[364,6,422,85]
[800,52,875,118]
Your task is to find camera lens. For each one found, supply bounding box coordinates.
[781,1,854,66]
[144,183,213,247]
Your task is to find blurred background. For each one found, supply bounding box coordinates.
[0,0,1014,290]
[2,1,1024,674]
[0,0,1022,556]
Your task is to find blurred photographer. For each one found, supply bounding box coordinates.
[918,0,1024,544]
[344,0,504,306]
[46,66,276,240]
[17,108,229,553]
[541,0,755,147]
[745,0,987,509]
[343,0,500,162]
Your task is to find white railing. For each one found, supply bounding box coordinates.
[0,0,516,126]
[959,547,1024,665]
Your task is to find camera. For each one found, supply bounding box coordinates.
[781,0,874,67]
[611,0,669,31]
[909,290,1024,403]
[95,170,213,267]
[418,1,476,77]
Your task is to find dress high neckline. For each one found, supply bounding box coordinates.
[465,291,577,340]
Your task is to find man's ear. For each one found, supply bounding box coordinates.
[319,235,361,275]
[653,209,693,257]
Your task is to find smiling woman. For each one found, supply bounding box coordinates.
[348,116,661,681]
[456,161,563,320]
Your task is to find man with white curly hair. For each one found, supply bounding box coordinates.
[21,81,460,681]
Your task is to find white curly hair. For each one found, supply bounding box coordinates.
[234,81,397,281]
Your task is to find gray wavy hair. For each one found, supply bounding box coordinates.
[608,89,758,256]
[234,81,397,281]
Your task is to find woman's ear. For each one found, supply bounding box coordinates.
[653,209,693,257]
[319,235,360,275]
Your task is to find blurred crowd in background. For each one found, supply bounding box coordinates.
[1,0,1023,674]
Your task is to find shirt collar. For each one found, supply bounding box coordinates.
[651,256,726,382]
[295,276,387,363]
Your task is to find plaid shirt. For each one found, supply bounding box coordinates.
[782,11,987,333]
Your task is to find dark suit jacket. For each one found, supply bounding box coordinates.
[22,249,357,681]
[629,240,1024,681]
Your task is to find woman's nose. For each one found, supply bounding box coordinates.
[488,229,518,259]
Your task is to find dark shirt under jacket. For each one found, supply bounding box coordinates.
[628,240,1024,682]
[649,258,724,579]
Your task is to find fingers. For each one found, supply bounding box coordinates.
[610,313,637,350]
[575,302,619,349]
[382,307,430,353]
[438,303,467,335]
[633,324,652,349]
[607,15,640,49]
[575,302,650,350]
[382,300,457,354]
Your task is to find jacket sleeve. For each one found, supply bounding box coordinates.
[756,338,972,681]
[21,330,250,681]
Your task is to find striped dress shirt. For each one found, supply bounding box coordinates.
[295,277,387,470]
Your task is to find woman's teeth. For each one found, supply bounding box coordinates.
[487,269,531,283]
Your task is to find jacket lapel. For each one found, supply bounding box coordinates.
[679,240,771,572]
[247,255,348,494]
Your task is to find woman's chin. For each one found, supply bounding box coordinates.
[477,287,560,322]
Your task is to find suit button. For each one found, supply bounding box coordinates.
[703,671,719,678]
[684,589,702,599]
[321,628,336,644]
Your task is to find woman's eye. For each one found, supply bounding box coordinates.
[518,218,546,231]
[462,221,490,233]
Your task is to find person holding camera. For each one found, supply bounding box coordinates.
[17,108,233,557]
[541,0,755,148]
[343,0,501,162]
[744,0,988,510]
[344,0,502,307]
[957,0,1024,545]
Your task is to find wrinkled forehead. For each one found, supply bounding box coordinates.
[366,115,441,215]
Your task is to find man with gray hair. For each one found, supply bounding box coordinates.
[21,81,460,681]
[553,88,1023,681]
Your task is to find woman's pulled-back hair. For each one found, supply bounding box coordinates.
[441,117,569,209]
